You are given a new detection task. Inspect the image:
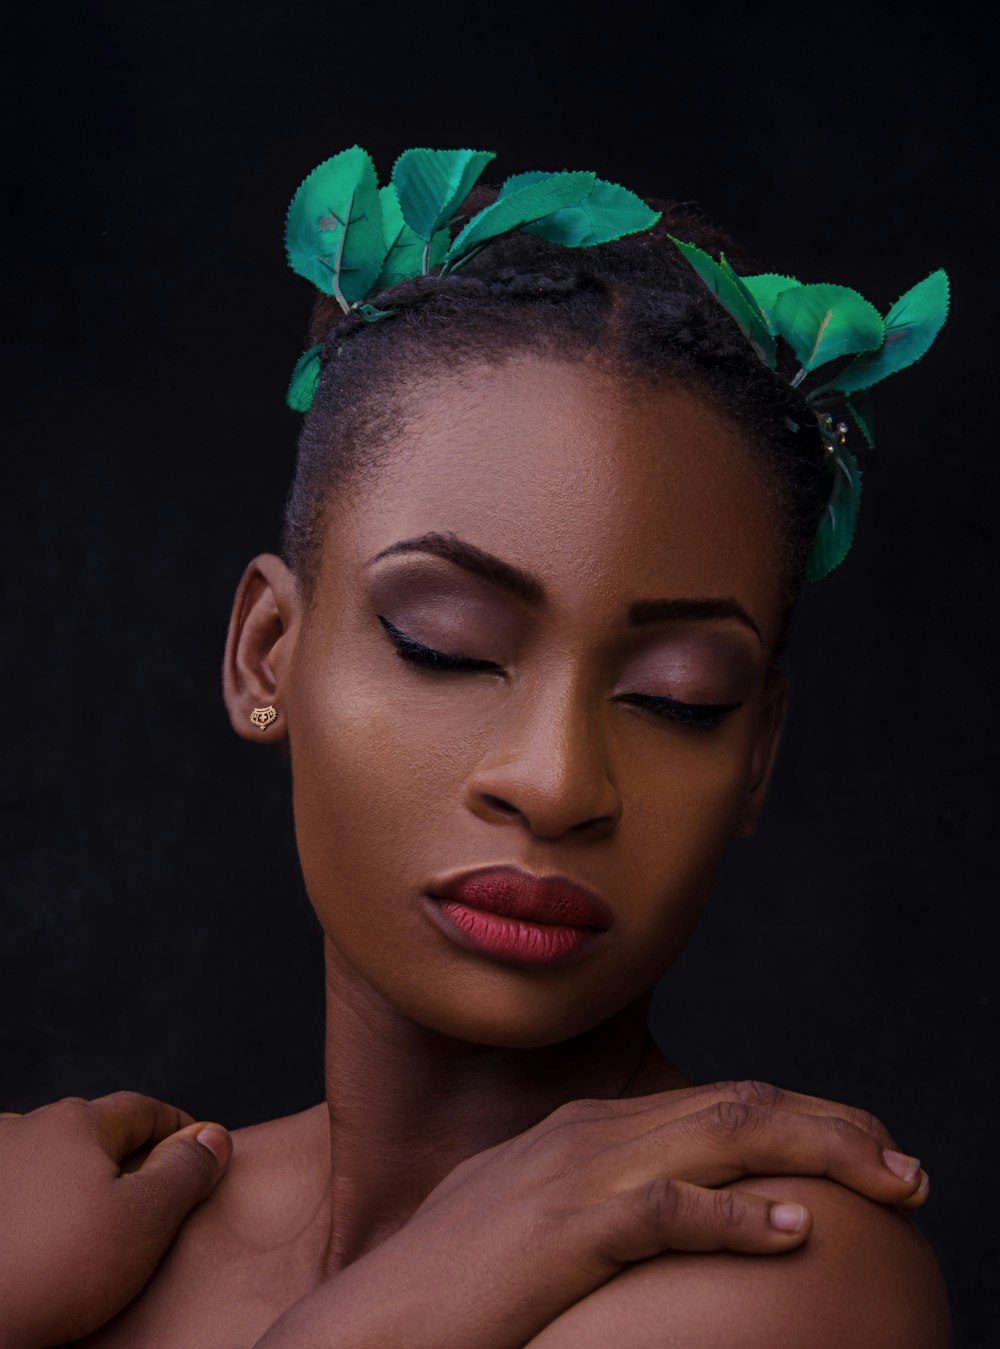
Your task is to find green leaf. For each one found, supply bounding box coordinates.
[846,396,875,449]
[373,183,448,290]
[497,170,552,198]
[772,284,884,372]
[286,344,323,413]
[444,171,597,271]
[717,255,777,369]
[392,148,496,242]
[741,273,802,333]
[805,443,862,581]
[670,236,776,369]
[284,146,385,306]
[826,269,950,395]
[521,176,661,247]
[499,171,660,245]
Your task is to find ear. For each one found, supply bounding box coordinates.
[732,667,790,840]
[222,553,301,742]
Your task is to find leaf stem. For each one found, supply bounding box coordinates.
[331,189,355,313]
[444,242,489,275]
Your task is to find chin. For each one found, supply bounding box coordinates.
[373,959,649,1051]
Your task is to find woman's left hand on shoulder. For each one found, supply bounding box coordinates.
[525,1129,950,1348]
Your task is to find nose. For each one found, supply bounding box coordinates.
[464,674,622,839]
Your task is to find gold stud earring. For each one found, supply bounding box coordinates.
[250,705,277,731]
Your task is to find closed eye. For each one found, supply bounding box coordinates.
[617,693,742,730]
[377,615,742,729]
[378,615,502,673]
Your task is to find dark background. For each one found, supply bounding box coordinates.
[2,2,995,1344]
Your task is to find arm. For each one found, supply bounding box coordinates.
[524,1175,951,1349]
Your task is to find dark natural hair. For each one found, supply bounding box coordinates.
[280,185,832,661]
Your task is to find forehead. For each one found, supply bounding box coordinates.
[323,354,786,645]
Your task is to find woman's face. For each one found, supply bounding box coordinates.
[232,354,790,1048]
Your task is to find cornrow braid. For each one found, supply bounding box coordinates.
[281,186,832,659]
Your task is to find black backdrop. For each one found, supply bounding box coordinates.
[2,3,996,1345]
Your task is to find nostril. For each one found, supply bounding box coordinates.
[483,794,519,816]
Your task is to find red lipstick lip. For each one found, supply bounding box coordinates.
[425,863,614,930]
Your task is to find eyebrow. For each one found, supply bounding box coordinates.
[366,531,763,644]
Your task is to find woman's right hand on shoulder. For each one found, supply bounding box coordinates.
[0,1091,232,1349]
[253,1079,929,1349]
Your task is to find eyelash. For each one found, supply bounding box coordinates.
[376,616,741,730]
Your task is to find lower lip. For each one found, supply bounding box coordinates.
[423,895,607,966]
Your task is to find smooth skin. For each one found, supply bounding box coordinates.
[56,354,948,1346]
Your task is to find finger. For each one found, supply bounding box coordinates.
[138,1119,232,1180]
[896,1169,930,1210]
[626,1079,900,1153]
[709,1081,900,1153]
[587,1176,812,1268]
[84,1121,232,1322]
[115,1120,232,1229]
[620,1101,925,1206]
[87,1090,197,1164]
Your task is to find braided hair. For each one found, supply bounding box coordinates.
[281,185,832,660]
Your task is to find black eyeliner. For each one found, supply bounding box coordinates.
[378,615,741,729]
[377,615,497,671]
[621,693,743,729]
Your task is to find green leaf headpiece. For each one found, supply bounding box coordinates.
[283,145,950,582]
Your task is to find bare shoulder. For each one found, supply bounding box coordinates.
[526,1175,952,1349]
[69,1105,331,1347]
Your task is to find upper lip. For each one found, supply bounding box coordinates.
[427,863,614,930]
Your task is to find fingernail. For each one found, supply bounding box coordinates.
[770,1202,806,1232]
[910,1169,930,1200]
[196,1124,231,1166]
[896,1170,931,1208]
[883,1148,921,1182]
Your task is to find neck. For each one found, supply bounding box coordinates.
[317,936,688,1275]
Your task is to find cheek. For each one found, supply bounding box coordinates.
[640,737,747,864]
[284,638,481,972]
[288,663,420,911]
[613,728,752,958]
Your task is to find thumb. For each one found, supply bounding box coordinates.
[124,1120,233,1224]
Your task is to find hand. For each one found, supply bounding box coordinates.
[0,1091,233,1349]
[252,1079,929,1349]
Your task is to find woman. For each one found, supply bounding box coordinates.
[1,148,951,1347]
